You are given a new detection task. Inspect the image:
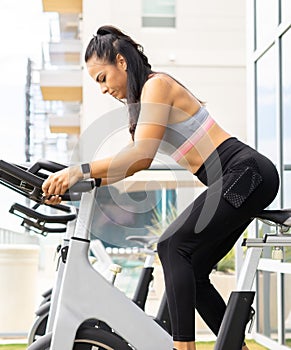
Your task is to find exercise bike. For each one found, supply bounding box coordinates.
[0,159,173,349]
[10,199,171,344]
[9,200,117,344]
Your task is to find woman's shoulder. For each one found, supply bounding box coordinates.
[145,72,190,96]
[145,72,174,87]
[147,72,176,85]
[141,73,174,103]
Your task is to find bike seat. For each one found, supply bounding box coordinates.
[256,209,291,227]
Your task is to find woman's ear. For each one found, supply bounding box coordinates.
[116,53,127,71]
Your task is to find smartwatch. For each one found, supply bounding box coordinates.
[80,163,91,180]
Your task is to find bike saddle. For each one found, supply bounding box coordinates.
[256,209,291,227]
[126,235,159,248]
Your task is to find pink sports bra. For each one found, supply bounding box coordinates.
[158,106,215,161]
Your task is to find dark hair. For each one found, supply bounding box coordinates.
[85,25,153,140]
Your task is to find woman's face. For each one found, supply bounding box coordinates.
[86,54,127,99]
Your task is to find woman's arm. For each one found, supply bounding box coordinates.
[90,77,172,179]
[42,77,173,202]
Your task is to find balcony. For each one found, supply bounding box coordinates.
[39,69,82,101]
[42,0,82,14]
[48,40,82,66]
[48,114,80,134]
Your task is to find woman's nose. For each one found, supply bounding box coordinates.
[100,83,108,94]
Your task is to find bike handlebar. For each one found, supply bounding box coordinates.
[0,160,44,187]
[9,202,77,236]
[26,159,67,174]
[9,203,77,224]
[0,159,100,203]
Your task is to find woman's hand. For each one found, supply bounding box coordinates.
[42,166,82,204]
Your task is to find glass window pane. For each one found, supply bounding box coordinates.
[90,186,177,248]
[257,271,278,340]
[284,274,291,346]
[281,0,291,24]
[142,16,175,28]
[282,28,291,165]
[142,0,175,15]
[282,28,291,208]
[256,46,278,165]
[142,0,175,28]
[283,171,291,208]
[255,0,278,49]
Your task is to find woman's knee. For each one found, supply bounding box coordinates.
[157,235,180,263]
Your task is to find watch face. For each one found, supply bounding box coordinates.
[81,163,91,179]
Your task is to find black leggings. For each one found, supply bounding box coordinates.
[157,137,279,341]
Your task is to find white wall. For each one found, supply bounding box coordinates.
[81,0,246,160]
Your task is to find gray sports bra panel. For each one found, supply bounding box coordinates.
[158,106,209,156]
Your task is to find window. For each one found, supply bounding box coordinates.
[257,271,278,340]
[282,28,291,207]
[91,185,177,248]
[142,0,176,28]
[249,0,291,348]
[281,0,291,24]
[255,0,278,50]
[256,46,277,164]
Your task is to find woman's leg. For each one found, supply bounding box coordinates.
[158,159,278,344]
[194,221,251,334]
[173,340,196,350]
[158,201,254,350]
[157,176,251,335]
[193,222,252,349]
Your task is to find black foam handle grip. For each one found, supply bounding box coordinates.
[0,159,101,202]
[0,159,44,188]
[27,159,67,174]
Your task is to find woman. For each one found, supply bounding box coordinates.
[42,25,279,350]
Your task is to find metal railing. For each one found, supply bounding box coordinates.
[0,227,39,245]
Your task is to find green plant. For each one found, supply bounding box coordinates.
[216,248,235,273]
[146,202,178,237]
